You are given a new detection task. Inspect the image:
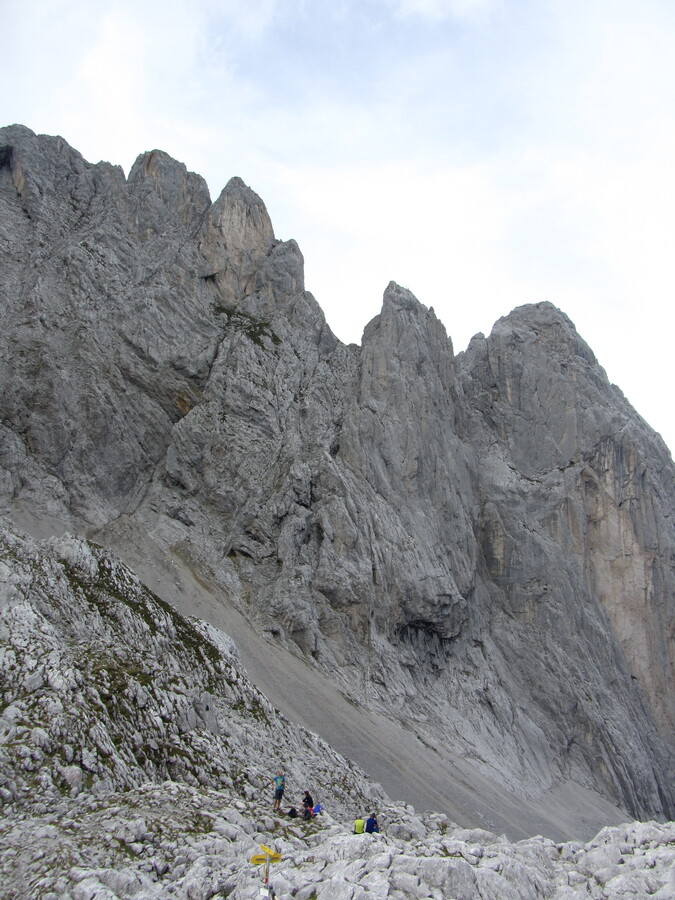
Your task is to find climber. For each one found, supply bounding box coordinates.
[272,770,285,810]
[365,813,379,834]
[354,817,365,834]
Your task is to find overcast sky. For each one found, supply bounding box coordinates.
[4,0,675,452]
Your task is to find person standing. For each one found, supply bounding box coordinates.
[272,770,285,810]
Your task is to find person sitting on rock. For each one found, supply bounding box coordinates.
[302,790,314,811]
[354,817,365,834]
[365,813,379,833]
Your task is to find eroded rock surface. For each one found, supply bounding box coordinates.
[0,522,382,818]
[1,520,673,899]
[3,792,675,900]
[0,125,673,830]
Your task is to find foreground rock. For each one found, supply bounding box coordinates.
[0,521,382,820]
[2,784,674,900]
[1,520,673,899]
[0,125,673,830]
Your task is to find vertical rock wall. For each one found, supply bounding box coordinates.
[0,125,673,822]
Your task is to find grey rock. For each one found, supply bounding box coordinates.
[0,125,673,838]
[0,520,386,824]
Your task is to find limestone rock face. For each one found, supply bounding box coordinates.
[198,175,278,304]
[0,126,673,828]
[0,519,382,820]
[1,503,674,900]
[460,304,675,738]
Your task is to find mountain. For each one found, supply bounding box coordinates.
[0,125,673,844]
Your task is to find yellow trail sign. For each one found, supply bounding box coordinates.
[251,844,282,866]
[259,844,282,862]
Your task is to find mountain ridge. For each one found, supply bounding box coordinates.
[1,125,673,839]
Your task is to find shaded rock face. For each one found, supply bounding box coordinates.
[0,125,673,823]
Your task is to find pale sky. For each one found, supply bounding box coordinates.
[4,0,675,453]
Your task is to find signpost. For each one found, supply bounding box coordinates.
[250,843,282,899]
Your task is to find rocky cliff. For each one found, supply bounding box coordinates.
[0,521,382,817]
[0,125,673,834]
[2,518,674,899]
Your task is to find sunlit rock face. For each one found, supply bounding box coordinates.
[0,125,673,824]
[460,304,675,741]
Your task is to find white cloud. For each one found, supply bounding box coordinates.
[385,0,497,20]
[263,96,675,446]
[73,13,146,156]
[270,157,518,344]
[203,0,281,39]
